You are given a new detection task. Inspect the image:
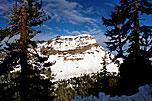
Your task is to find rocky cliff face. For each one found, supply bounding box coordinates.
[36,34,122,80]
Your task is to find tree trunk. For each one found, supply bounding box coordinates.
[20,3,28,101]
[134,0,140,61]
[118,24,123,58]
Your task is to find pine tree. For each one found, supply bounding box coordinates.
[119,0,152,83]
[102,5,130,58]
[103,0,152,60]
[119,0,152,61]
[0,0,54,100]
[103,0,152,95]
[0,45,55,100]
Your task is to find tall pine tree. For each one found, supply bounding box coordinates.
[0,0,55,100]
[119,0,152,61]
[103,0,152,95]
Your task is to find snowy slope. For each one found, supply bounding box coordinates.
[36,34,122,80]
[72,84,152,101]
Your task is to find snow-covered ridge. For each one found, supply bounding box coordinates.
[35,34,122,80]
[47,34,97,51]
[37,34,102,56]
[72,84,152,101]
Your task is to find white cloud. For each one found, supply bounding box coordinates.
[32,33,56,41]
[71,31,81,35]
[93,33,108,49]
[42,24,53,31]
[64,28,103,36]
[56,27,61,32]
[0,0,13,18]
[43,0,97,25]
[0,0,12,11]
[83,7,94,15]
[104,3,115,8]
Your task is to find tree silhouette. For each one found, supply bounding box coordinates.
[0,0,55,100]
[102,6,129,58]
[103,0,152,95]
[118,0,152,61]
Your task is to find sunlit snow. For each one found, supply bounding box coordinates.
[35,34,122,80]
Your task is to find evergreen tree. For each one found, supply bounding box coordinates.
[0,45,55,100]
[119,0,152,61]
[0,0,54,100]
[102,6,129,58]
[103,0,152,95]
[103,0,152,60]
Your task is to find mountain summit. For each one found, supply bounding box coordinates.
[36,34,122,80]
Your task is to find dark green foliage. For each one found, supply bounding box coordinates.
[119,0,152,60]
[118,56,152,96]
[0,44,55,100]
[118,0,152,95]
[103,0,152,60]
[102,6,129,58]
[103,0,152,96]
[2,0,49,43]
[0,0,55,100]
[53,71,118,100]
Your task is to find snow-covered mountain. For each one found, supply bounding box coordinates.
[35,34,122,80]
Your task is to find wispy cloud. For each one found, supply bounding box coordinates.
[56,27,62,32]
[93,32,108,49]
[83,7,94,15]
[63,28,102,36]
[42,24,53,31]
[0,0,13,17]
[104,3,115,8]
[43,0,97,25]
[32,32,57,41]
[0,0,12,11]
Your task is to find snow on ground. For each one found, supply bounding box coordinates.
[47,46,119,80]
[72,84,152,101]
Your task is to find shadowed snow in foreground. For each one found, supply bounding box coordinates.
[72,84,152,101]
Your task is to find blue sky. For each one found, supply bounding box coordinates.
[0,0,152,49]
